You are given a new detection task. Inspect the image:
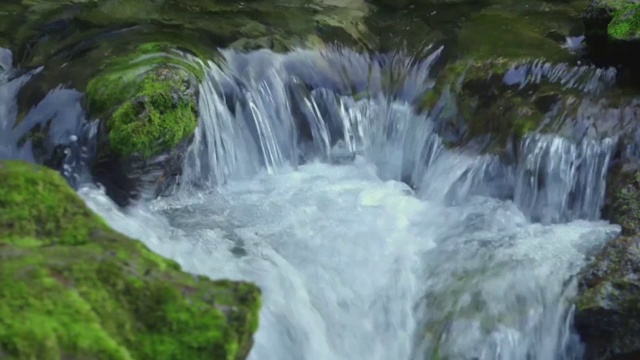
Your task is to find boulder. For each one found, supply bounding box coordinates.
[85,44,201,206]
[0,160,261,360]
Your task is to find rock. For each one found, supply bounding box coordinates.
[584,0,640,81]
[458,10,575,63]
[603,167,640,236]
[420,58,616,153]
[0,160,261,360]
[575,164,640,359]
[86,44,201,206]
[574,235,640,360]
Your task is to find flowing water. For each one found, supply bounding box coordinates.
[2,46,622,359]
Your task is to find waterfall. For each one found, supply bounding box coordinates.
[181,47,616,224]
[0,45,621,360]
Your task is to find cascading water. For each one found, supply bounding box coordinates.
[3,45,622,359]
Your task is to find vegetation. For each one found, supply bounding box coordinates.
[0,160,261,360]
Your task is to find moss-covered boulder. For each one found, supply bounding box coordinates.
[584,0,640,81]
[86,44,200,206]
[0,160,261,360]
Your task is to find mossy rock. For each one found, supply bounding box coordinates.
[584,0,640,82]
[602,165,640,235]
[574,234,640,360]
[86,45,200,206]
[420,59,572,152]
[420,53,627,154]
[458,9,575,63]
[0,160,261,360]
[87,64,199,159]
[585,0,640,41]
[0,0,370,70]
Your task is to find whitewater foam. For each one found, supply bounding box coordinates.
[80,157,619,360]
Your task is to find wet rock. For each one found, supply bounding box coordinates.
[421,58,617,153]
[603,166,640,235]
[0,0,372,70]
[0,160,261,360]
[458,10,575,63]
[575,159,640,358]
[574,234,640,360]
[584,0,640,81]
[86,45,200,206]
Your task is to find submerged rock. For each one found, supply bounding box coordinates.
[86,44,201,206]
[0,160,261,360]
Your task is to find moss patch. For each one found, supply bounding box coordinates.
[105,70,197,158]
[607,0,640,40]
[0,160,261,360]
[86,46,200,159]
[0,160,106,247]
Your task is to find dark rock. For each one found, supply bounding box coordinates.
[86,51,200,207]
[575,234,640,360]
[603,166,640,235]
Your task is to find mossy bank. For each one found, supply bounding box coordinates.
[0,160,261,360]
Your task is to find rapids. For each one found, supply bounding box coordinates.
[2,46,623,359]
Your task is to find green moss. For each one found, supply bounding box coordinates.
[86,45,200,158]
[608,1,640,40]
[0,160,262,360]
[85,42,203,115]
[106,71,198,158]
[0,160,107,247]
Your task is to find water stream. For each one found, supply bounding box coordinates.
[2,46,622,359]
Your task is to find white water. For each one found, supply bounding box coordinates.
[2,46,623,359]
[79,156,619,360]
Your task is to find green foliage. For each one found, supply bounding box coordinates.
[0,160,262,360]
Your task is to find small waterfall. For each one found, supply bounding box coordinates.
[180,47,618,225]
[502,59,617,94]
[515,134,615,223]
[182,47,443,189]
[0,45,622,360]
